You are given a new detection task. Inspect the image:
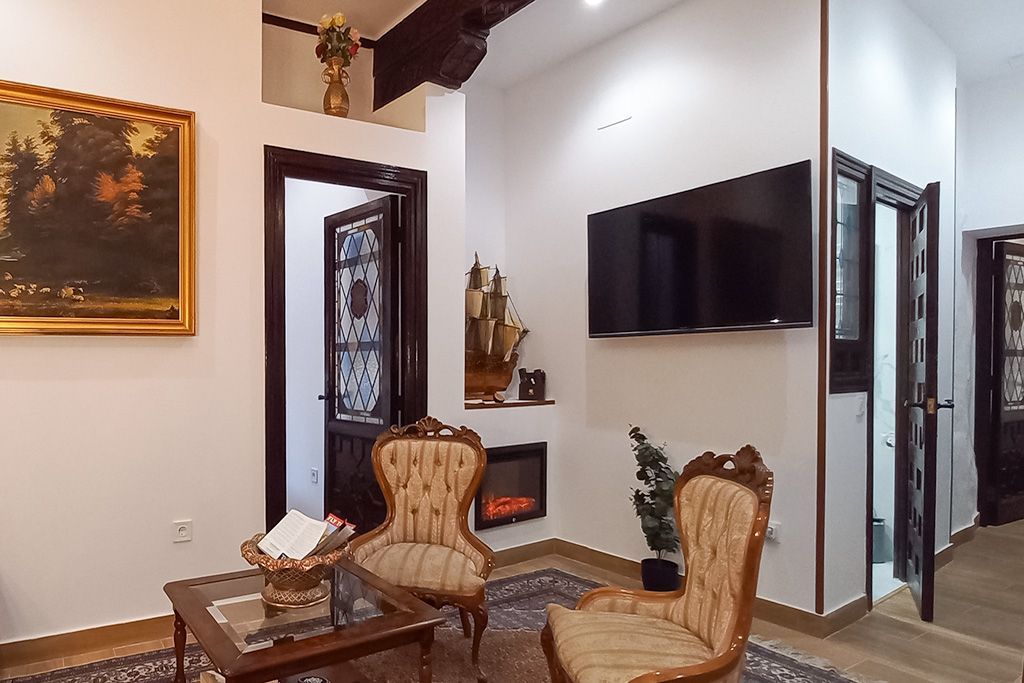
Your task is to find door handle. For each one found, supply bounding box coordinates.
[317,395,326,401]
[904,398,954,413]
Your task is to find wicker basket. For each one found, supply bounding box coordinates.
[240,534,347,608]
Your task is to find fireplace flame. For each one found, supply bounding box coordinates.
[482,493,537,521]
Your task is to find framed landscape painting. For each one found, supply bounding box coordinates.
[0,80,195,334]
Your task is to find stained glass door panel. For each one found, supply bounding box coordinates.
[334,223,383,424]
[900,183,939,622]
[324,196,399,532]
[990,242,1024,525]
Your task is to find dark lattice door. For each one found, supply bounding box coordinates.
[989,242,1024,525]
[323,196,400,533]
[900,183,940,622]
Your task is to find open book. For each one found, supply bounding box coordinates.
[257,510,356,560]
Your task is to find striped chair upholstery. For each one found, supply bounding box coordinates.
[348,417,495,682]
[543,447,773,683]
[350,436,489,594]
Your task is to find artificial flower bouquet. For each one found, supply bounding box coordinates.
[315,12,361,67]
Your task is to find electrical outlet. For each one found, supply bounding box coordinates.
[311,468,319,484]
[173,519,193,543]
[765,520,781,543]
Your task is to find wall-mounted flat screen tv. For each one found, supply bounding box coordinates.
[587,160,813,337]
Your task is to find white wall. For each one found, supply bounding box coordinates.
[284,179,386,518]
[0,1,472,643]
[825,0,957,610]
[501,0,822,611]
[823,393,867,608]
[464,83,507,270]
[461,83,562,551]
[953,70,1024,533]
[957,71,1024,231]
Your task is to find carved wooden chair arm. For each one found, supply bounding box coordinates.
[462,531,496,580]
[627,640,746,683]
[345,523,391,562]
[576,586,684,619]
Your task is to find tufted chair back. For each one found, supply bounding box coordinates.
[667,447,773,656]
[349,417,490,576]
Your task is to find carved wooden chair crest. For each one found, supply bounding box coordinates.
[348,417,495,682]
[542,445,774,683]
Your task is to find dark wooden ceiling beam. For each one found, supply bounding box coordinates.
[372,0,536,110]
[471,0,537,29]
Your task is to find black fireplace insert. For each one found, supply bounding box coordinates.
[474,442,547,530]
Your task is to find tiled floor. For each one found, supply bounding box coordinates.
[0,637,185,680]
[4,528,1024,681]
[754,521,1024,683]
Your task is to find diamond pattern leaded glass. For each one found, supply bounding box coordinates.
[334,215,384,425]
[835,175,862,341]
[1003,253,1024,414]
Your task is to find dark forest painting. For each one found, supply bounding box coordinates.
[0,81,194,334]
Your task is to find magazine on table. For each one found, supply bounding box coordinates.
[258,509,356,560]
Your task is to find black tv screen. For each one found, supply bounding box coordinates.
[587,160,813,337]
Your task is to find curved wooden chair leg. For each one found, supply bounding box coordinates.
[459,606,472,638]
[541,621,564,683]
[470,602,489,682]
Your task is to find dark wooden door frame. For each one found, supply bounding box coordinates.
[831,150,928,608]
[976,237,995,527]
[264,146,428,531]
[975,232,1024,528]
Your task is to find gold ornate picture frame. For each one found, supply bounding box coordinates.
[0,80,195,335]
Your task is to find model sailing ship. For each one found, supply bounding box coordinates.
[465,254,528,402]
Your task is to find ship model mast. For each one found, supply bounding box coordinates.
[465,253,528,402]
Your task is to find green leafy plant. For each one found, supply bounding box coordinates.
[629,426,680,559]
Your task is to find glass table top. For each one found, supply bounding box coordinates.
[194,564,403,655]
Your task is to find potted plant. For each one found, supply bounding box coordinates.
[629,425,681,591]
[315,13,362,117]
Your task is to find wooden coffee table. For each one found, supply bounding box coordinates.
[164,556,445,683]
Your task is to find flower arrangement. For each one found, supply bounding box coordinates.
[315,12,361,67]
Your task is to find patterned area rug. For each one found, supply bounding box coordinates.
[2,568,860,683]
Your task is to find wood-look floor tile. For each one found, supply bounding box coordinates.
[846,658,942,683]
[62,649,116,667]
[829,616,1017,683]
[751,622,867,671]
[914,631,1021,682]
[112,639,166,656]
[0,658,65,678]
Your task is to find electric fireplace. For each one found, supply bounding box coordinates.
[475,442,547,530]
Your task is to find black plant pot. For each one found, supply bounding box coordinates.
[641,558,681,591]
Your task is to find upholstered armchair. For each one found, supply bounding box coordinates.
[542,446,773,683]
[348,417,495,682]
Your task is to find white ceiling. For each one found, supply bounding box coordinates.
[264,1,1024,87]
[473,0,688,89]
[263,0,688,89]
[902,0,1024,84]
[262,0,424,38]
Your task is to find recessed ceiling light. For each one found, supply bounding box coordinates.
[584,0,604,7]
